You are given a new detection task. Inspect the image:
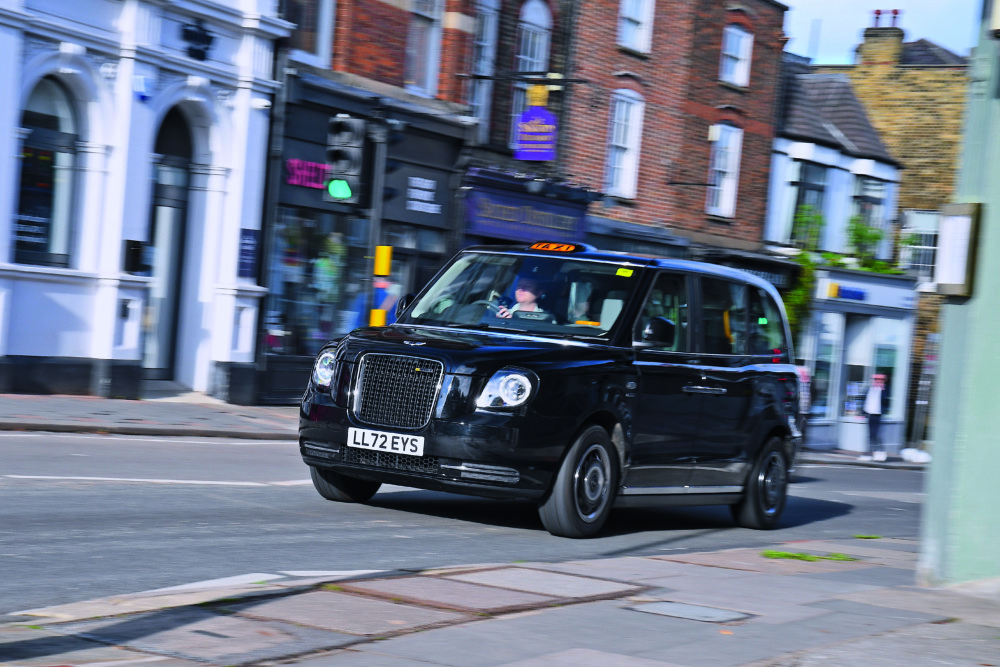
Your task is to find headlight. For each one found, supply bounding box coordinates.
[312,350,337,387]
[476,369,535,408]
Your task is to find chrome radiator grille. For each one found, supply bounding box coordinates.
[355,353,443,429]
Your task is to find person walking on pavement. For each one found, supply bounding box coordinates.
[860,373,889,461]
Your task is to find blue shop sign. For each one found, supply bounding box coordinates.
[465,187,585,243]
[514,106,557,161]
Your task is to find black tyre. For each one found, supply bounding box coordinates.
[538,425,618,538]
[310,466,381,503]
[731,436,788,529]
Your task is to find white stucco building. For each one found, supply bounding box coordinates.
[0,0,289,397]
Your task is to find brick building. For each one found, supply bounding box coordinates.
[815,12,969,445]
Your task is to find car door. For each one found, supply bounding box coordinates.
[687,277,755,489]
[628,272,702,491]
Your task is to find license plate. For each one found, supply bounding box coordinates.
[348,427,424,457]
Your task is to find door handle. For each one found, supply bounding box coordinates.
[683,385,727,395]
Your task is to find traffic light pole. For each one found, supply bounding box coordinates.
[365,121,388,324]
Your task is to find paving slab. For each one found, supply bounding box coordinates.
[754,620,1000,667]
[445,567,641,599]
[317,600,720,667]
[798,565,917,588]
[340,576,556,612]
[656,547,875,575]
[792,540,920,567]
[0,624,189,667]
[55,607,354,665]
[837,587,1000,626]
[526,556,720,583]
[501,647,686,666]
[630,601,752,623]
[226,590,469,636]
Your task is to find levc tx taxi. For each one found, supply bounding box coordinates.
[299,242,802,538]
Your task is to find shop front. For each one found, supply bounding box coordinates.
[252,74,469,404]
[797,267,917,453]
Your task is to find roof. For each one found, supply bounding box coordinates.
[778,67,899,167]
[900,39,967,66]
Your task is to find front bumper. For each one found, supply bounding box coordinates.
[299,390,568,501]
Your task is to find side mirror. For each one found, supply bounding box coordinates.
[642,317,676,347]
[395,293,415,320]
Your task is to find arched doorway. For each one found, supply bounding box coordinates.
[143,107,192,380]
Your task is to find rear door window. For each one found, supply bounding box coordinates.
[634,272,690,352]
[748,288,790,360]
[699,278,747,356]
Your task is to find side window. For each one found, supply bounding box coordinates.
[635,273,688,352]
[748,289,789,358]
[700,278,747,355]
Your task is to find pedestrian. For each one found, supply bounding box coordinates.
[860,373,889,462]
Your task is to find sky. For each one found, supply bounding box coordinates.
[782,0,982,64]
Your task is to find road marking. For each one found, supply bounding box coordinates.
[3,475,421,492]
[4,475,267,486]
[0,432,292,445]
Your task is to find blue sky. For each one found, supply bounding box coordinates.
[783,0,982,64]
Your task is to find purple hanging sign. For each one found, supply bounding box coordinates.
[514,106,557,161]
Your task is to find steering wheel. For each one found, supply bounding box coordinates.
[471,299,501,315]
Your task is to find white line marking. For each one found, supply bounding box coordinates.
[0,432,292,445]
[4,475,267,486]
[141,573,286,594]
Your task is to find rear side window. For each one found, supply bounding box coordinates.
[748,288,790,359]
[700,278,747,355]
[635,272,689,352]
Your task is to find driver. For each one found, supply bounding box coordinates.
[498,277,544,318]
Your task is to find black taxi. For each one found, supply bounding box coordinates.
[299,242,802,537]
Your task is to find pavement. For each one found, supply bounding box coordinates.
[3,387,997,666]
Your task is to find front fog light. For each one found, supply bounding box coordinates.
[312,351,336,387]
[477,370,534,408]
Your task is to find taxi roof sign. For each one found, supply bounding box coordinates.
[529,242,585,253]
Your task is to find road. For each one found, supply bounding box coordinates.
[0,432,925,620]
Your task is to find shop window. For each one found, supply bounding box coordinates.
[719,24,753,87]
[618,0,655,53]
[785,161,827,248]
[263,208,368,357]
[470,0,499,145]
[286,0,335,68]
[405,0,443,97]
[706,123,743,218]
[700,278,747,355]
[873,317,904,419]
[604,90,645,200]
[14,77,78,268]
[509,0,551,148]
[810,312,843,419]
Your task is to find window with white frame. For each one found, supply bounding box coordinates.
[706,124,743,218]
[405,0,444,97]
[719,24,753,87]
[786,161,827,247]
[618,0,655,53]
[470,0,499,145]
[852,176,888,234]
[15,77,78,268]
[286,0,336,68]
[899,210,939,282]
[509,0,551,147]
[604,90,645,199]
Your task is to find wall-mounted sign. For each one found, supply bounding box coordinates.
[286,159,328,189]
[827,283,867,301]
[465,187,585,243]
[515,85,557,161]
[406,176,441,215]
[935,203,981,297]
[238,228,259,278]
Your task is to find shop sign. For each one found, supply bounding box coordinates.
[514,85,557,161]
[466,187,584,243]
[828,282,867,301]
[406,176,441,215]
[285,159,328,189]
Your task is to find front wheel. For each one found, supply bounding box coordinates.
[538,425,619,538]
[310,466,381,503]
[731,436,788,529]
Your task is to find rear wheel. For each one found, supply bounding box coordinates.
[538,425,618,538]
[310,466,381,503]
[731,436,787,529]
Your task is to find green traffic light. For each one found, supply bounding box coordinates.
[327,179,353,199]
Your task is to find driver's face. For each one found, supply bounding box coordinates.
[515,280,539,304]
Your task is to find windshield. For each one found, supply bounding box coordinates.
[399,251,643,339]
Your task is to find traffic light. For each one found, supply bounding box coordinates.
[324,114,366,204]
